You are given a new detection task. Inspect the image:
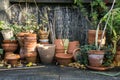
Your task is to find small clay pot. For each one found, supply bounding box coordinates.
[55,53,73,66]
[54,39,64,49]
[6,53,20,66]
[67,41,80,54]
[73,48,80,61]
[24,51,37,63]
[88,50,105,67]
[116,51,120,55]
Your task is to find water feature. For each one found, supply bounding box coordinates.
[9,3,89,45]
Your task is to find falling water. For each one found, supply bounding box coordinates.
[9,3,89,45]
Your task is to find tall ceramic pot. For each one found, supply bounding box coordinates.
[37,44,55,64]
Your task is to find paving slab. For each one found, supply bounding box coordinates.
[0,65,119,80]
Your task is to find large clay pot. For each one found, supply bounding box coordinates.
[88,50,105,67]
[67,41,80,54]
[88,30,106,46]
[37,44,55,64]
[55,53,73,66]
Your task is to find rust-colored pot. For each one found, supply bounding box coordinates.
[55,53,73,66]
[88,50,105,67]
[67,41,80,54]
[24,33,37,40]
[6,53,20,66]
[24,51,37,63]
[73,48,80,61]
[2,43,18,52]
[88,30,106,45]
[54,39,65,54]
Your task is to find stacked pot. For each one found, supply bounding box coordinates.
[39,29,49,44]
[23,33,37,63]
[54,39,80,66]
[17,33,37,63]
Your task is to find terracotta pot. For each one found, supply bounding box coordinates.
[24,33,37,40]
[40,34,49,39]
[88,50,105,67]
[54,39,64,49]
[3,40,17,43]
[24,51,37,63]
[116,50,120,55]
[2,43,18,52]
[73,48,80,61]
[37,44,55,64]
[54,39,65,53]
[67,41,80,54]
[55,53,73,66]
[6,53,20,66]
[55,49,65,53]
[88,30,106,46]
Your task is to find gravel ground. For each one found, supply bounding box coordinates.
[0,65,120,80]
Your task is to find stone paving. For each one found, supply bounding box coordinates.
[0,65,120,80]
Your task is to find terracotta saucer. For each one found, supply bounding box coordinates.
[87,66,113,71]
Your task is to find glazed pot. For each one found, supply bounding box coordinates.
[88,50,105,67]
[67,41,80,54]
[37,44,55,64]
[55,53,73,66]
[24,51,37,63]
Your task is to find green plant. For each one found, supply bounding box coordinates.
[74,0,108,29]
[76,44,97,66]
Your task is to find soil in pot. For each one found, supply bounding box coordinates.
[88,50,105,67]
[37,44,55,64]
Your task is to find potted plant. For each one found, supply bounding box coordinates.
[74,0,108,45]
[98,0,120,66]
[0,21,15,40]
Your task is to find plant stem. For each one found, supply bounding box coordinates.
[96,0,116,50]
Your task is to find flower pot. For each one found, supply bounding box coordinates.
[73,48,80,61]
[54,39,65,54]
[88,50,104,67]
[88,30,106,46]
[55,53,73,66]
[2,40,18,52]
[67,41,80,54]
[39,39,49,44]
[37,44,55,64]
[5,53,20,66]
[39,29,49,39]
[1,29,14,40]
[24,51,37,63]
